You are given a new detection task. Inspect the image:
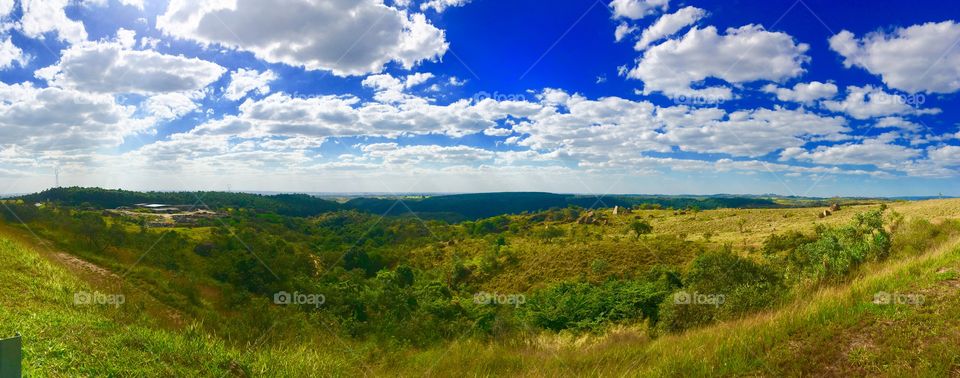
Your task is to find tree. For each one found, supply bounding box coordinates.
[629,219,653,238]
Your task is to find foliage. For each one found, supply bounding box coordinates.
[783,208,891,282]
[522,276,677,332]
[629,219,653,238]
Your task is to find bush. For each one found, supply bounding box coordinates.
[522,278,675,332]
[657,248,782,333]
[784,208,890,282]
[629,219,653,238]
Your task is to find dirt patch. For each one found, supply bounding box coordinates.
[51,252,117,279]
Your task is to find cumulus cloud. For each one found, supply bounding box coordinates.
[609,0,669,20]
[18,0,88,44]
[35,39,226,95]
[926,145,960,167]
[761,81,837,104]
[224,68,277,101]
[143,92,200,119]
[781,136,920,166]
[822,85,940,120]
[157,0,448,76]
[634,6,705,51]
[874,116,922,132]
[627,25,810,99]
[662,107,849,157]
[0,36,27,69]
[361,72,435,103]
[0,82,143,152]
[829,21,960,94]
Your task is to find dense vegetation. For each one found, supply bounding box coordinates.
[2,190,959,375]
[17,187,341,217]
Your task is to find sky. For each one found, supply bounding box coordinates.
[0,0,959,196]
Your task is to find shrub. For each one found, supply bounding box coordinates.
[784,208,890,282]
[629,219,653,238]
[522,278,674,332]
[657,248,782,333]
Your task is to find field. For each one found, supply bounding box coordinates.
[1,193,959,376]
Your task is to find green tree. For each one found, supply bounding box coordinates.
[629,219,653,238]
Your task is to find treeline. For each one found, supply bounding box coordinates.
[15,188,784,221]
[346,192,781,220]
[17,187,340,217]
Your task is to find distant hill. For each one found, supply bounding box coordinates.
[344,192,782,220]
[17,187,341,217]
[17,188,874,221]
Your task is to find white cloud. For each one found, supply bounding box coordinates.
[634,6,705,51]
[0,36,27,69]
[781,136,920,166]
[662,106,849,157]
[85,0,145,10]
[224,68,277,101]
[761,81,837,104]
[18,0,88,44]
[614,23,637,42]
[0,82,143,152]
[35,40,226,95]
[927,145,960,167]
[874,116,922,132]
[158,0,448,76]
[361,143,495,165]
[829,21,960,94]
[116,28,136,49]
[361,72,434,103]
[609,0,669,20]
[0,0,14,17]
[822,85,940,120]
[144,92,200,119]
[419,0,470,12]
[628,25,810,99]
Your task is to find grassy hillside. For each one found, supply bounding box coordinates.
[389,233,960,376]
[2,197,959,376]
[0,230,366,376]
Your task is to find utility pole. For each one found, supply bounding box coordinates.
[54,166,60,188]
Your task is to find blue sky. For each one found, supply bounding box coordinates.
[0,0,958,196]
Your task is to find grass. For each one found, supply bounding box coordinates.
[383,236,960,376]
[0,236,366,377]
[4,199,960,376]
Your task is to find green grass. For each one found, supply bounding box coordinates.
[0,236,363,377]
[4,199,960,376]
[383,237,960,376]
